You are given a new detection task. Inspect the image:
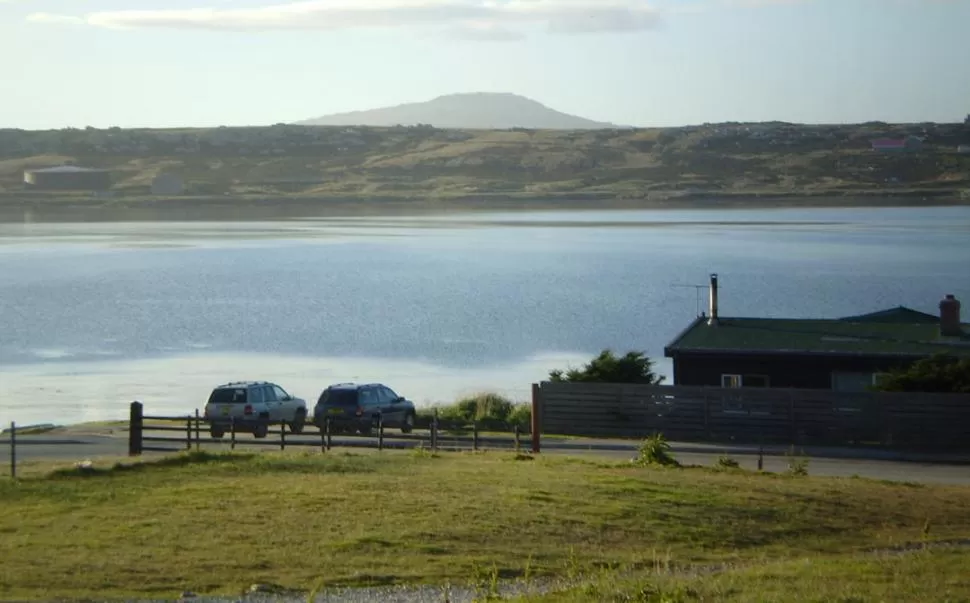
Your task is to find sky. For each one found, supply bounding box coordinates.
[1,0,968,130]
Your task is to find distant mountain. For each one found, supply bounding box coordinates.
[295,92,619,130]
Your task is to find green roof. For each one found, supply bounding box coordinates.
[839,306,939,324]
[665,314,970,358]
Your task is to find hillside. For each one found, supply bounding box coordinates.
[296,93,618,129]
[1,121,969,208]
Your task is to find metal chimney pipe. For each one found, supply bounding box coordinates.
[708,273,719,326]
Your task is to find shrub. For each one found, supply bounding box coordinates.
[787,458,810,477]
[549,350,664,384]
[785,447,809,476]
[507,403,532,431]
[874,354,970,394]
[417,393,531,432]
[634,433,680,467]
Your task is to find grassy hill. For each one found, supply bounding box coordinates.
[1,122,969,208]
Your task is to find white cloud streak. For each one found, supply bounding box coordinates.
[24,12,85,25]
[26,0,664,36]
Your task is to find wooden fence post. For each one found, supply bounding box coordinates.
[280,421,286,451]
[703,392,711,440]
[326,417,332,451]
[514,425,521,451]
[378,414,384,451]
[531,383,541,454]
[230,417,236,451]
[194,409,201,451]
[472,422,479,451]
[128,401,143,457]
[431,408,439,452]
[185,415,192,451]
[9,421,16,479]
[788,390,797,445]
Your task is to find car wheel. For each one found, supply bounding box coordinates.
[210,428,225,440]
[401,412,415,434]
[253,423,268,439]
[289,409,306,434]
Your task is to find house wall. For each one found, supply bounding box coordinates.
[670,352,919,390]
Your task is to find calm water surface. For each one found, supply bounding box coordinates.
[1,206,968,424]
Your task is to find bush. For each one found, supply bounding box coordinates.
[634,433,680,467]
[549,350,664,384]
[874,354,970,394]
[787,458,809,477]
[417,393,531,432]
[785,446,809,476]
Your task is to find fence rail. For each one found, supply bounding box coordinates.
[534,382,970,451]
[127,402,529,458]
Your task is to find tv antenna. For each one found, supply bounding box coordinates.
[672,283,716,317]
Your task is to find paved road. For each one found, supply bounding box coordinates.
[2,431,968,485]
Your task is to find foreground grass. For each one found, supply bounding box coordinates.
[0,451,969,600]
[515,547,970,602]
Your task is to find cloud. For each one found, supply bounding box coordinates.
[26,0,665,36]
[446,22,528,41]
[24,12,85,25]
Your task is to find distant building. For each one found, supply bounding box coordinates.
[23,166,111,191]
[958,145,970,154]
[870,136,922,152]
[151,173,185,195]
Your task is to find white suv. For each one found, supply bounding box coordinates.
[203,381,307,439]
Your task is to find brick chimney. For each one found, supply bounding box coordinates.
[940,294,962,337]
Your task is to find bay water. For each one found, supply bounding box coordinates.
[1,206,968,425]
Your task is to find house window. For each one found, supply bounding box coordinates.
[832,372,879,392]
[872,373,892,388]
[721,374,770,388]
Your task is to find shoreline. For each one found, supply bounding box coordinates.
[1,191,967,223]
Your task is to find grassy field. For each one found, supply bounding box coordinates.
[1,123,969,210]
[514,548,970,602]
[1,451,969,601]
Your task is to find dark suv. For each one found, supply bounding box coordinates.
[313,383,416,435]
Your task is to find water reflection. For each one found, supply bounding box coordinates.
[0,351,593,425]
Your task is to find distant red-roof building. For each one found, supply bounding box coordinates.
[870,136,922,152]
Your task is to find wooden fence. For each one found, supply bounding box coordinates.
[533,382,970,451]
[127,402,530,457]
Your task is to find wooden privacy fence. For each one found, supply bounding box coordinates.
[127,402,530,456]
[533,382,970,451]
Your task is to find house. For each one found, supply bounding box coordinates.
[664,275,969,392]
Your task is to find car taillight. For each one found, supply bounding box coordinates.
[355,406,363,416]
[244,404,253,416]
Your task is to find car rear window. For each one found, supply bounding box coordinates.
[318,389,358,406]
[208,388,248,405]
